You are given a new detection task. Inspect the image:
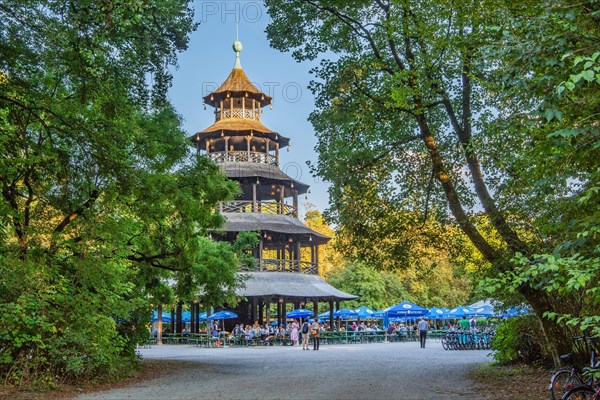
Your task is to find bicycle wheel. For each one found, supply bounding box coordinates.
[549,369,577,400]
[441,336,449,350]
[561,385,595,400]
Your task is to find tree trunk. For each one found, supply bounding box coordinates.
[519,286,572,368]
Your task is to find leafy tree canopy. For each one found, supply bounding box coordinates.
[0,0,248,385]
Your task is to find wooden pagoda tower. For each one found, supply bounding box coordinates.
[191,39,356,328]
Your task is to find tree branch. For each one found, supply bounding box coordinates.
[53,190,100,234]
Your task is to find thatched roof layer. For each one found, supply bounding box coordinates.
[237,271,358,301]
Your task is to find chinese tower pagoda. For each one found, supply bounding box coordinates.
[191,40,356,327]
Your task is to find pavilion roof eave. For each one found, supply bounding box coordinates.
[236,271,358,301]
[216,213,330,244]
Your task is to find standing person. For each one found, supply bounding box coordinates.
[301,319,310,350]
[290,319,300,346]
[417,317,429,348]
[459,316,470,345]
[311,319,321,350]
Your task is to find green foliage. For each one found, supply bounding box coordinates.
[326,262,409,310]
[484,251,600,338]
[0,0,245,388]
[265,0,599,364]
[491,316,550,366]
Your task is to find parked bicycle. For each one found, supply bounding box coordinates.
[441,329,494,350]
[549,336,599,400]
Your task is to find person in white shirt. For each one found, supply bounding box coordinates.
[417,317,429,348]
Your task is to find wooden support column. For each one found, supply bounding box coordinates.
[242,95,245,115]
[295,241,301,272]
[265,139,270,163]
[170,308,175,333]
[230,96,233,112]
[265,298,271,326]
[259,237,264,271]
[258,298,264,324]
[279,185,284,214]
[252,183,257,212]
[157,303,163,345]
[195,303,200,333]
[205,140,209,155]
[335,301,341,330]
[176,302,183,334]
[251,297,258,324]
[220,100,223,119]
[224,136,229,158]
[247,137,251,158]
[275,143,279,165]
[190,301,195,334]
[313,299,319,322]
[258,102,261,119]
[252,99,256,119]
[315,245,320,275]
[282,298,287,326]
[276,300,281,327]
[293,189,298,217]
[329,301,334,331]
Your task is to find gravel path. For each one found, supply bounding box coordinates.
[76,340,491,400]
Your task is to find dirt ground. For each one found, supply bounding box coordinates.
[470,362,554,400]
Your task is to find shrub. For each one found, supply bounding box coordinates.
[491,316,550,365]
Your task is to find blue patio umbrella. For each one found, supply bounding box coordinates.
[286,308,314,319]
[334,308,358,319]
[151,310,172,323]
[181,311,191,323]
[354,306,379,319]
[208,310,238,320]
[470,305,494,318]
[374,305,394,328]
[448,306,476,318]
[318,310,333,319]
[426,307,451,319]
[499,305,530,318]
[386,302,428,317]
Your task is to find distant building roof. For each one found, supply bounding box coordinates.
[237,271,358,301]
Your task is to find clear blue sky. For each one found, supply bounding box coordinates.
[168,1,328,217]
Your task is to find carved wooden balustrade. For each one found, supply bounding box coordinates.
[209,151,277,165]
[219,200,296,216]
[240,259,317,274]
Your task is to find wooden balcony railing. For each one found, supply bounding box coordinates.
[240,259,317,274]
[217,109,259,121]
[219,200,296,216]
[209,151,277,165]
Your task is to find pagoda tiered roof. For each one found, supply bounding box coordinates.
[203,68,272,107]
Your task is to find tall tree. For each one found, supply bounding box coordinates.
[0,0,244,384]
[264,0,598,362]
[302,205,345,277]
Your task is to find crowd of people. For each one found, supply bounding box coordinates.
[154,315,496,350]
